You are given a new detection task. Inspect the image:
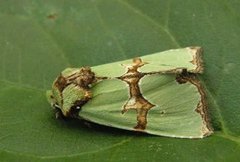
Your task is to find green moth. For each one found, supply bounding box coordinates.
[47,47,213,138]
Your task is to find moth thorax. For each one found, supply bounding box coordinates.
[74,67,95,87]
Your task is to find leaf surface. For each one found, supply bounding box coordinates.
[0,0,240,161]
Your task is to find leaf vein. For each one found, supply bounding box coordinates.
[92,1,127,59]
[118,0,180,48]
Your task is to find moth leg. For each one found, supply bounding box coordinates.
[46,91,64,119]
[53,103,65,119]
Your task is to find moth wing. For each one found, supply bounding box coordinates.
[140,47,203,73]
[140,74,212,138]
[79,74,212,138]
[91,47,202,78]
[61,84,85,116]
[79,79,132,128]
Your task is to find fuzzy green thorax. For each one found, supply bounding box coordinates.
[47,67,95,117]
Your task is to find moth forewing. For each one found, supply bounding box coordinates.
[91,47,203,78]
[140,74,212,138]
[79,73,212,138]
[140,47,203,74]
[47,47,213,138]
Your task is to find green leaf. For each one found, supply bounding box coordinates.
[0,0,240,161]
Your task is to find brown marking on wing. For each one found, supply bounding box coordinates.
[188,47,204,73]
[176,70,213,137]
[119,58,155,130]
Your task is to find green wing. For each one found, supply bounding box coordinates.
[79,74,212,138]
[79,79,130,127]
[140,74,210,138]
[61,84,85,116]
[92,47,202,78]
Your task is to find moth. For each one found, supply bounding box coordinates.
[46,47,213,138]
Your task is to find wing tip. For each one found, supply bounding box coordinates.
[187,46,204,73]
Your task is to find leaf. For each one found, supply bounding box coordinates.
[0,0,240,161]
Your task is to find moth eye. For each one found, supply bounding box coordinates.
[76,106,81,110]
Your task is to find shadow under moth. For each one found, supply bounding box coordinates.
[46,47,213,138]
